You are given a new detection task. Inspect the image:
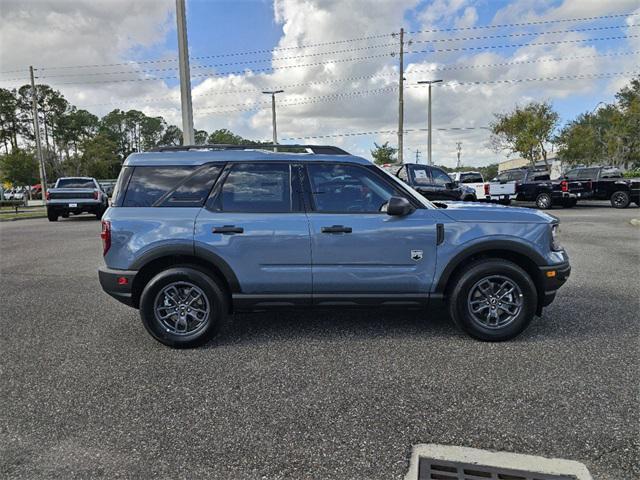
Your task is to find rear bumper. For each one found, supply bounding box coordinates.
[98,266,137,307]
[47,200,102,212]
[538,261,571,307]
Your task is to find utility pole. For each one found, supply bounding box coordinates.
[417,79,442,166]
[176,0,194,145]
[397,27,405,164]
[415,149,421,163]
[263,90,284,151]
[456,142,462,169]
[29,66,47,201]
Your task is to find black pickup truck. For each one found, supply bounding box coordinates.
[563,166,640,208]
[391,163,471,201]
[486,167,581,209]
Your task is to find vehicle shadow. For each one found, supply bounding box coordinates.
[58,214,101,222]
[205,285,637,348]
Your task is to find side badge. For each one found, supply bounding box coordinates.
[411,250,423,261]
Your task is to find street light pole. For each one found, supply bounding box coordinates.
[417,79,442,166]
[262,90,284,151]
[176,0,194,145]
[29,66,47,200]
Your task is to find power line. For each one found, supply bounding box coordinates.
[77,50,639,107]
[407,33,639,55]
[410,23,637,45]
[408,12,638,35]
[2,11,636,75]
[281,126,490,141]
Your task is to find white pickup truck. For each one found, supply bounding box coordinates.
[451,171,486,199]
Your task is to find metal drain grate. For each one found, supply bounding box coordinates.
[419,458,576,480]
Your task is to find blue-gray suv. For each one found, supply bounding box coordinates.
[98,144,570,348]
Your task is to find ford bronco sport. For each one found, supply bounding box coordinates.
[98,144,570,348]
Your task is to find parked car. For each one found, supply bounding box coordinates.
[394,163,475,201]
[486,167,579,209]
[451,171,486,200]
[46,177,109,221]
[563,166,640,208]
[98,144,570,348]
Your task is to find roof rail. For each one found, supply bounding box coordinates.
[148,144,350,155]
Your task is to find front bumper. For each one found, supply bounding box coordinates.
[538,261,571,307]
[98,266,138,307]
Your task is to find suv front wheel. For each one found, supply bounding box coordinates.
[139,267,228,348]
[448,259,537,341]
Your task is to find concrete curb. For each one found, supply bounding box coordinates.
[405,444,592,480]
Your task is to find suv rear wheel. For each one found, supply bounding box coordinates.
[610,191,630,209]
[139,266,228,348]
[448,259,537,341]
[47,208,58,222]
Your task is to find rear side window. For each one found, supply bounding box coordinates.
[533,173,550,181]
[158,164,222,207]
[220,163,291,213]
[123,166,196,207]
[510,171,525,182]
[577,168,599,180]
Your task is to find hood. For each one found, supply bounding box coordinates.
[438,201,555,224]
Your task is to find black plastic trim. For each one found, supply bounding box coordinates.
[98,266,137,307]
[435,240,548,293]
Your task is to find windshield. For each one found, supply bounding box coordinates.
[460,172,483,183]
[56,178,95,188]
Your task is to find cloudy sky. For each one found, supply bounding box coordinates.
[1,0,638,166]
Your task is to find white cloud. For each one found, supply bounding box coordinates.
[0,0,638,167]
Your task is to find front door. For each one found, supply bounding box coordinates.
[194,162,311,297]
[303,163,439,299]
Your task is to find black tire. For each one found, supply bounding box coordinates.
[535,192,553,209]
[139,266,229,348]
[463,195,476,202]
[47,208,58,222]
[95,206,105,219]
[448,258,538,342]
[610,190,630,209]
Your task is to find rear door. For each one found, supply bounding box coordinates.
[194,162,312,298]
[489,171,517,198]
[303,162,438,301]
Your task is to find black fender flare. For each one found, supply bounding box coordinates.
[435,240,546,294]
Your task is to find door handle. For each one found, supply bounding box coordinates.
[321,225,352,234]
[212,225,244,234]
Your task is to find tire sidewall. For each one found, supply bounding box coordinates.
[449,260,537,341]
[610,190,630,209]
[139,267,226,348]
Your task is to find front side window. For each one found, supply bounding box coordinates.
[220,163,291,213]
[408,166,432,186]
[307,163,398,213]
[577,168,599,180]
[430,168,452,186]
[123,166,196,207]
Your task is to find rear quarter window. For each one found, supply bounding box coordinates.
[122,166,197,207]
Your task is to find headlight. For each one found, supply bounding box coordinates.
[551,223,562,251]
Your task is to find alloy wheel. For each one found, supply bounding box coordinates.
[153,281,210,335]
[467,275,523,329]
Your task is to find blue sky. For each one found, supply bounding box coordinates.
[1,0,639,166]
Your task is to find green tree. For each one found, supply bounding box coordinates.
[0,149,39,185]
[371,141,397,165]
[194,129,208,144]
[161,125,182,146]
[207,128,245,145]
[0,88,22,153]
[490,101,559,167]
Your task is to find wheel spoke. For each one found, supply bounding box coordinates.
[154,282,210,336]
[467,275,523,329]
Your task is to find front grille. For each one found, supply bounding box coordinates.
[419,458,575,480]
[50,192,94,199]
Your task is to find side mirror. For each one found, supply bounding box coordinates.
[386,196,415,216]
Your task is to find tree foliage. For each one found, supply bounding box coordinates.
[556,76,640,167]
[0,149,39,185]
[490,101,559,167]
[371,142,397,165]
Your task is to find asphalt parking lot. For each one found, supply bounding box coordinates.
[1,202,638,480]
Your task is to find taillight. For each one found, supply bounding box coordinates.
[45,191,50,200]
[484,183,490,195]
[93,191,99,200]
[101,220,111,256]
[561,180,568,192]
